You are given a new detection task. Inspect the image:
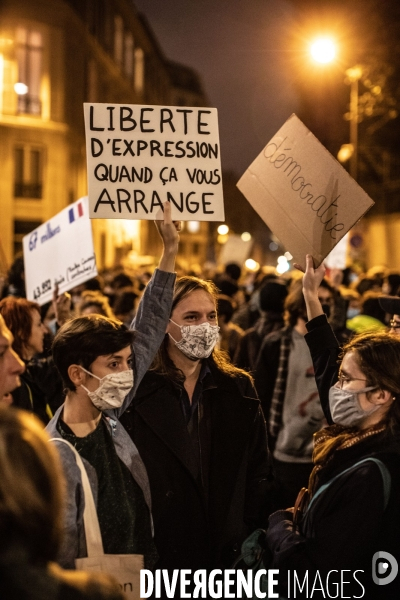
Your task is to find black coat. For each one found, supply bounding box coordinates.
[266,315,400,599]
[120,360,274,571]
[11,356,64,424]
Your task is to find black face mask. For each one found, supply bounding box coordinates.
[321,303,331,319]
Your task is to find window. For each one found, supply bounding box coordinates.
[87,60,98,102]
[14,146,43,198]
[14,220,42,256]
[114,15,123,66]
[15,28,43,115]
[134,48,144,95]
[124,32,134,79]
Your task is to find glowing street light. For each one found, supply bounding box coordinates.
[217,224,229,235]
[309,37,336,64]
[14,82,28,95]
[309,37,360,180]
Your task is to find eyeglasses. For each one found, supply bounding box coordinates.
[390,320,400,330]
[337,372,368,389]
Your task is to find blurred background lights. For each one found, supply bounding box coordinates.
[245,258,259,271]
[241,232,252,242]
[217,224,229,235]
[310,37,336,64]
[269,241,279,251]
[187,221,200,233]
[276,255,290,274]
[284,251,293,260]
[14,82,28,95]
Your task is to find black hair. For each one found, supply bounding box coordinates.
[52,315,135,391]
[217,295,236,323]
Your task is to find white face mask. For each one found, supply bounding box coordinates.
[329,384,379,427]
[168,319,220,360]
[80,366,134,411]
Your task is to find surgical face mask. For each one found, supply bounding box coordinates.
[347,307,360,320]
[329,384,379,427]
[168,319,220,360]
[80,366,134,411]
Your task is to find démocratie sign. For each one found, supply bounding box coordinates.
[237,114,375,269]
[83,103,225,221]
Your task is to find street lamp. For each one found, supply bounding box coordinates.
[309,37,361,181]
[344,66,363,180]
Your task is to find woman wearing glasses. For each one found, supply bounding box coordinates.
[265,255,400,599]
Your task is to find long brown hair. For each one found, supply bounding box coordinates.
[150,276,252,384]
[0,407,64,562]
[342,330,400,432]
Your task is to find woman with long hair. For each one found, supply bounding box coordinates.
[0,296,67,422]
[120,276,274,579]
[264,256,400,599]
[0,407,125,599]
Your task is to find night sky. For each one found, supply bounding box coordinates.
[133,0,299,177]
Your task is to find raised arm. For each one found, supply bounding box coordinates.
[294,254,326,321]
[294,254,340,423]
[156,200,180,273]
[116,202,180,416]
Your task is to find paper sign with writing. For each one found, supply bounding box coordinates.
[84,103,225,221]
[23,197,97,306]
[218,235,253,266]
[237,114,374,268]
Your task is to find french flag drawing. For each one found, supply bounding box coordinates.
[68,202,84,223]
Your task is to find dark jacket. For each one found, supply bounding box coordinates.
[12,356,64,424]
[120,360,274,571]
[254,327,291,448]
[266,315,400,599]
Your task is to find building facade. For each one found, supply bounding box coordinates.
[0,0,209,276]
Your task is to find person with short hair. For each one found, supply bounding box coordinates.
[46,203,180,570]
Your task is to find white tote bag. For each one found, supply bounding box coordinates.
[51,438,144,600]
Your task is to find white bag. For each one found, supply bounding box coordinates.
[51,438,144,599]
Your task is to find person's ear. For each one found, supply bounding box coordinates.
[68,364,87,387]
[374,389,394,406]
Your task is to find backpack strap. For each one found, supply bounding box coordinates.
[307,457,391,513]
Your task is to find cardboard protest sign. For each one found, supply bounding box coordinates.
[23,197,97,306]
[237,114,374,269]
[84,103,224,221]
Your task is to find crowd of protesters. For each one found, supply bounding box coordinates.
[0,212,400,598]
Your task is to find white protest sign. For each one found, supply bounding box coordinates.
[84,103,224,221]
[23,197,97,306]
[324,232,349,269]
[218,235,253,266]
[237,114,374,269]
